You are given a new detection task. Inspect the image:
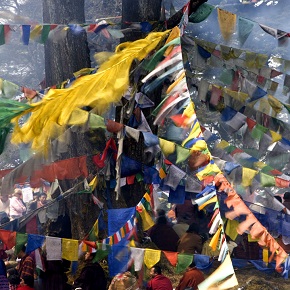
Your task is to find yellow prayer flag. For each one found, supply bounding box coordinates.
[270,130,282,143]
[159,167,167,179]
[217,8,236,41]
[209,226,222,251]
[159,138,175,157]
[89,176,98,191]
[144,192,151,203]
[198,196,218,211]
[62,238,79,261]
[144,249,161,269]
[241,167,258,187]
[138,204,155,231]
[225,219,239,241]
[263,248,269,265]
[216,140,229,149]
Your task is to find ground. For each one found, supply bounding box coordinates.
[165,263,290,290]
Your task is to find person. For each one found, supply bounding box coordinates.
[17,275,34,290]
[7,274,20,290]
[108,271,139,290]
[146,265,173,290]
[27,192,39,212]
[175,261,205,290]
[177,223,203,254]
[148,216,179,252]
[37,193,47,209]
[44,259,68,290]
[0,195,10,217]
[73,252,107,290]
[0,259,8,290]
[16,246,35,280]
[9,189,26,220]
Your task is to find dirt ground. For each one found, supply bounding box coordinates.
[163,260,290,290]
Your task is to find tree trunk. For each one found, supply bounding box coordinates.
[43,0,90,86]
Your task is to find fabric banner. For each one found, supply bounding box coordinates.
[26,234,45,254]
[108,207,136,236]
[238,16,255,45]
[176,253,193,274]
[130,247,145,271]
[46,236,62,261]
[62,238,79,261]
[163,251,178,267]
[144,249,161,269]
[217,8,236,41]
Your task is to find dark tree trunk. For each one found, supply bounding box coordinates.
[122,0,162,41]
[43,0,91,86]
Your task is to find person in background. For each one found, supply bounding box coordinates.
[0,195,10,217]
[108,271,138,290]
[0,259,9,290]
[7,274,20,290]
[148,216,179,252]
[37,193,47,209]
[177,223,203,254]
[17,275,34,290]
[146,265,173,290]
[73,252,107,290]
[16,246,35,280]
[9,189,26,220]
[175,261,205,290]
[27,192,39,212]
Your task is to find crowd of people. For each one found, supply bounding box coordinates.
[0,188,47,226]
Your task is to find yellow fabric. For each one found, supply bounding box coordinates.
[62,238,79,261]
[183,101,195,118]
[159,138,175,157]
[216,140,229,149]
[223,88,248,103]
[68,108,89,125]
[30,25,42,40]
[268,95,283,113]
[241,167,258,187]
[270,130,282,143]
[166,71,185,94]
[11,30,170,152]
[189,140,208,152]
[88,176,98,191]
[225,219,239,241]
[182,122,202,146]
[198,196,218,211]
[258,98,271,116]
[196,163,221,180]
[217,8,236,41]
[144,249,161,269]
[263,248,269,265]
[138,204,154,231]
[143,192,151,203]
[159,167,167,179]
[209,226,222,251]
[253,161,267,170]
[164,26,180,56]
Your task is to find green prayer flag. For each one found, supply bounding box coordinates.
[93,243,111,262]
[189,3,214,23]
[88,219,99,241]
[89,113,106,129]
[176,145,190,164]
[41,25,51,44]
[15,233,28,255]
[175,253,193,274]
[260,172,276,187]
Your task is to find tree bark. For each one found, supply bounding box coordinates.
[43,0,90,86]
